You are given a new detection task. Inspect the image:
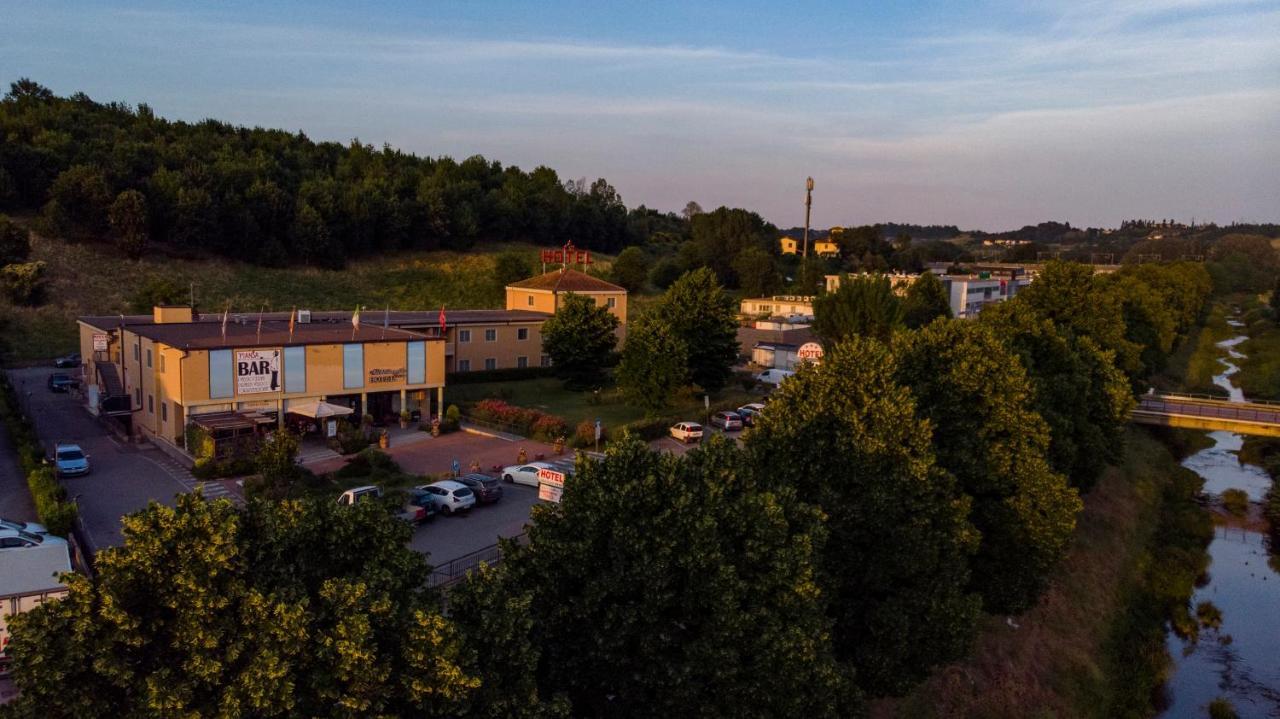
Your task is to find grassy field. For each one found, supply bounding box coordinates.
[0,229,620,362]
[445,376,763,430]
[1152,302,1235,396]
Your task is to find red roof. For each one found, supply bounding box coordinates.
[506,268,625,293]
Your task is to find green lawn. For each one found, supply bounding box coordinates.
[445,376,763,431]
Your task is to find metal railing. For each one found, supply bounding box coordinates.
[1148,391,1280,408]
[428,533,528,589]
[1137,398,1280,424]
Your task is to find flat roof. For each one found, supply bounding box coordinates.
[127,320,436,350]
[0,543,71,597]
[79,309,549,332]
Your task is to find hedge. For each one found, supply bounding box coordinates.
[446,366,556,384]
[0,374,78,536]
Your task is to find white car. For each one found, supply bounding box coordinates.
[0,518,48,536]
[416,480,477,515]
[755,369,795,387]
[501,462,554,488]
[670,422,704,444]
[0,528,67,550]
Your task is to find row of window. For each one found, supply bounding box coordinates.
[208,342,428,399]
[136,387,173,423]
[458,327,530,343]
[455,355,550,372]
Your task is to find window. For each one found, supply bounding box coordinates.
[135,387,141,405]
[760,304,772,314]
[284,346,306,393]
[406,341,425,384]
[484,358,497,371]
[343,344,364,389]
[458,359,471,372]
[209,349,233,398]
[484,329,496,342]
[161,402,168,422]
[517,356,528,369]
[147,394,154,414]
[159,354,165,372]
[134,343,140,361]
[540,354,551,367]
[607,297,616,309]
[526,295,534,306]
[146,348,152,368]
[458,329,471,343]
[517,328,529,340]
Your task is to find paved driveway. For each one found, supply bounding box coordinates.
[5,368,193,551]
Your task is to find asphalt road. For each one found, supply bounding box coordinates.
[6,367,190,551]
[408,482,541,564]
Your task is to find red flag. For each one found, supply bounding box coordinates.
[438,305,446,335]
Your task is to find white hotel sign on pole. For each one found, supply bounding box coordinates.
[797,342,824,364]
[235,349,281,394]
[537,467,565,503]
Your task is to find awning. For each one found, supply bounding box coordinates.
[286,400,355,419]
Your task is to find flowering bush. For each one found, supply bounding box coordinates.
[471,399,568,441]
[531,415,569,443]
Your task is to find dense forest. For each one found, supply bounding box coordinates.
[0,79,668,268]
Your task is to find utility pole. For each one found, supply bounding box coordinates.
[802,177,814,258]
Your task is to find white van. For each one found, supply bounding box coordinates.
[755,369,795,387]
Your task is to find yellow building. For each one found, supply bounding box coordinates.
[779,234,840,257]
[504,268,627,325]
[779,236,799,255]
[739,295,815,318]
[79,306,446,450]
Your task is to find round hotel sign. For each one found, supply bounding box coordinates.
[797,342,824,363]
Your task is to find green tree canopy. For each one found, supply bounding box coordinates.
[615,312,689,412]
[647,256,682,289]
[688,207,778,287]
[540,292,619,388]
[650,268,739,392]
[812,273,904,345]
[41,164,111,240]
[901,271,952,329]
[127,275,186,313]
[1,260,46,305]
[1272,274,1280,314]
[108,188,149,259]
[0,214,31,265]
[1104,273,1177,381]
[608,246,649,292]
[4,493,480,717]
[746,337,981,695]
[731,245,782,298]
[893,320,1082,613]
[504,437,856,716]
[980,301,1133,490]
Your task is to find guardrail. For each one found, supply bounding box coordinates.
[1137,399,1280,423]
[1148,392,1280,408]
[428,533,528,589]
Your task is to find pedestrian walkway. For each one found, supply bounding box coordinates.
[137,447,245,507]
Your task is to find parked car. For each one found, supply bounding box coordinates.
[670,422,704,443]
[53,353,81,368]
[502,462,553,487]
[0,528,67,550]
[336,485,424,524]
[755,369,795,387]
[406,489,439,522]
[47,373,79,392]
[0,518,48,536]
[709,411,744,431]
[456,473,504,504]
[736,403,767,426]
[54,443,90,478]
[415,480,477,515]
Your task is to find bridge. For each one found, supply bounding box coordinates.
[1132,393,1280,437]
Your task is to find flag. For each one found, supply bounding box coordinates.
[256,304,264,342]
[288,307,296,341]
[351,306,361,340]
[382,306,389,339]
[221,308,229,341]
[438,305,446,336]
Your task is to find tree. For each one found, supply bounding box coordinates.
[540,293,619,388]
[42,165,111,240]
[504,437,855,716]
[688,207,777,286]
[493,249,533,286]
[608,246,649,292]
[1105,273,1177,381]
[1,261,46,305]
[128,275,186,313]
[732,245,782,298]
[291,202,341,269]
[650,268,738,392]
[647,257,682,289]
[746,337,981,696]
[796,254,827,295]
[0,214,32,265]
[253,430,302,499]
[615,313,689,412]
[108,189,149,259]
[6,78,54,102]
[893,320,1082,613]
[680,200,703,222]
[901,271,951,329]
[3,493,480,717]
[1272,274,1280,314]
[812,274,904,345]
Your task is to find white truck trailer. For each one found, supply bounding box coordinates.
[0,542,72,676]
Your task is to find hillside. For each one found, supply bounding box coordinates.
[0,227,615,361]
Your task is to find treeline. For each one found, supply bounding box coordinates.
[3,262,1216,718]
[0,79,659,268]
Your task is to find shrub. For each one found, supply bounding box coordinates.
[336,447,401,479]
[1221,488,1249,516]
[27,466,77,537]
[470,398,568,440]
[2,261,47,305]
[572,420,607,448]
[1209,697,1239,719]
[531,415,569,443]
[330,419,372,454]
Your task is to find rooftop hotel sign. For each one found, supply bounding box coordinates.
[540,241,592,267]
[236,349,280,394]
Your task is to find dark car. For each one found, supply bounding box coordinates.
[47,373,79,392]
[406,489,439,522]
[456,473,504,504]
[54,353,81,368]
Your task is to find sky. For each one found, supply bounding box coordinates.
[4,0,1279,230]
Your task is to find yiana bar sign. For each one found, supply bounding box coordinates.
[236,349,280,394]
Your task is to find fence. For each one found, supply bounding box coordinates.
[428,533,528,589]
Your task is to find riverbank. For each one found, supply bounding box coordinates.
[875,427,1207,719]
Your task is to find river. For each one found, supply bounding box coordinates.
[1160,325,1280,718]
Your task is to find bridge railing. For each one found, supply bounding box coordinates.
[1137,398,1280,424]
[1147,392,1280,408]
